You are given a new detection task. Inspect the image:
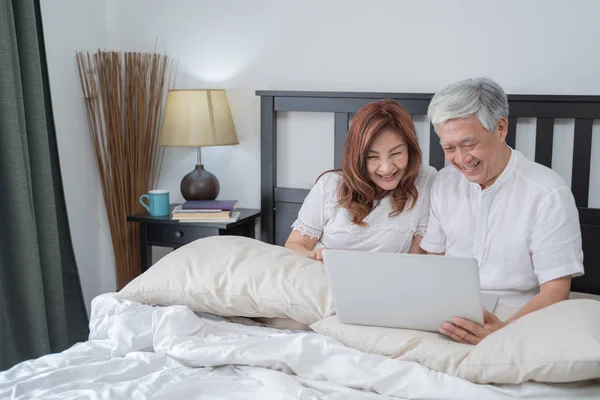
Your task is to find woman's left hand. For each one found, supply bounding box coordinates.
[308,248,327,262]
[439,308,506,345]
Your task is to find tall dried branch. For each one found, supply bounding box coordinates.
[76,50,173,289]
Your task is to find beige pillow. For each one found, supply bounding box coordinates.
[118,236,334,325]
[311,299,600,384]
[310,314,472,375]
[458,299,600,384]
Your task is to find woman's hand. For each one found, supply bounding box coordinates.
[308,248,327,261]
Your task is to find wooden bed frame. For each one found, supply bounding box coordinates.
[256,90,600,295]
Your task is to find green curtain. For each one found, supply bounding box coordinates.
[0,0,89,370]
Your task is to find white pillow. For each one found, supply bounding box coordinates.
[311,299,600,384]
[117,236,334,325]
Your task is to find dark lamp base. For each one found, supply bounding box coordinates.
[180,164,220,201]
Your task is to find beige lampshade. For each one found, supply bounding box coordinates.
[159,89,239,147]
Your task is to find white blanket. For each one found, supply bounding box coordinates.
[1,293,599,400]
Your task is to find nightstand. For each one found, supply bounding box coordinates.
[127,205,261,273]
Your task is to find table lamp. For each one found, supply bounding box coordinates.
[159,89,239,201]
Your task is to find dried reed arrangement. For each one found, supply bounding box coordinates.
[76,50,175,289]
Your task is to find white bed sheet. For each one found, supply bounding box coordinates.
[1,293,599,400]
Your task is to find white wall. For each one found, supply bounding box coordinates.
[42,0,600,312]
[105,0,600,195]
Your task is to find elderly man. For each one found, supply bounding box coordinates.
[420,77,584,345]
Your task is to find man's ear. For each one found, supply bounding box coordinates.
[496,117,508,143]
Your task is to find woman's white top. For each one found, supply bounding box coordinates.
[291,166,437,253]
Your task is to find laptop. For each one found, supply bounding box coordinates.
[321,249,498,332]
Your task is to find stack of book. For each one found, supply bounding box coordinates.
[172,200,240,223]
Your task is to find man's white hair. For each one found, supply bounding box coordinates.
[427,77,509,134]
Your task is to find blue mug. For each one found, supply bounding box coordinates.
[140,190,170,217]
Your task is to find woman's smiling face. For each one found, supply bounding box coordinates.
[366,129,409,192]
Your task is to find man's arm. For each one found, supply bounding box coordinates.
[438,275,572,345]
[506,276,571,323]
[507,188,583,322]
[439,187,582,345]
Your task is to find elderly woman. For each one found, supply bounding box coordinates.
[285,99,436,260]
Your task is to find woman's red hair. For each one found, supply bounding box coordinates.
[319,99,422,225]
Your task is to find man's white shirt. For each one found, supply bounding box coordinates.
[420,148,584,307]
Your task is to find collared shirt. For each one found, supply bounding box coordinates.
[420,148,584,307]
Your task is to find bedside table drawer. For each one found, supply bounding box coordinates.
[146,224,218,246]
[129,207,260,273]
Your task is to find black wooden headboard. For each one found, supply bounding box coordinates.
[257,90,600,295]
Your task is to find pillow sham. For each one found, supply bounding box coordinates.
[117,236,334,325]
[311,299,600,384]
[457,299,600,384]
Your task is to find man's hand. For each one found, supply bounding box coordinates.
[308,248,327,261]
[439,308,506,345]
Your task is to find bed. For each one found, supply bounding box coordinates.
[2,90,600,400]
